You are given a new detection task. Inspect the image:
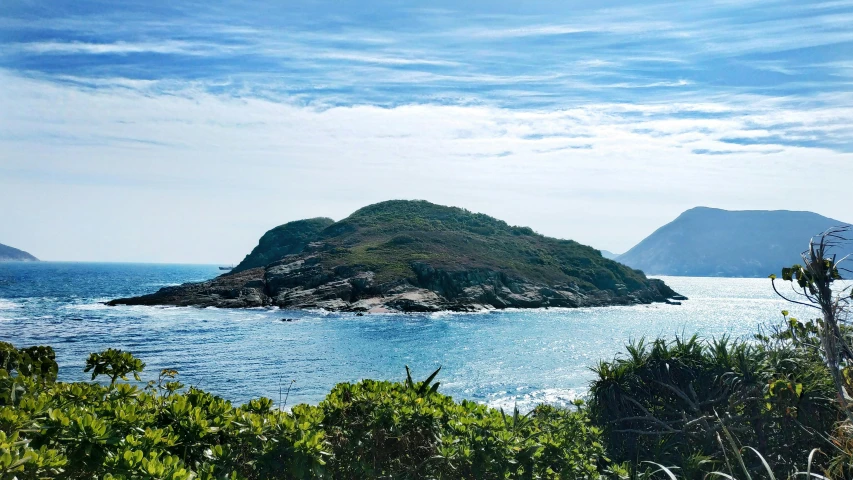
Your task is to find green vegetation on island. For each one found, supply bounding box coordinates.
[233,218,335,273]
[111,200,679,312]
[289,200,652,287]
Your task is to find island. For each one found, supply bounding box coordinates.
[109,200,680,312]
[0,242,39,261]
[617,206,852,277]
[599,250,621,260]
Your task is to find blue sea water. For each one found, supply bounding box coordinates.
[0,262,814,411]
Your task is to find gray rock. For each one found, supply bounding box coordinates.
[108,261,680,313]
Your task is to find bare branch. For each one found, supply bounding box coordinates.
[771,279,820,310]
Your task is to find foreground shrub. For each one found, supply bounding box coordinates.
[0,345,604,479]
[588,330,839,479]
[320,368,605,479]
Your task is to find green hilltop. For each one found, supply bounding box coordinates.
[306,200,652,292]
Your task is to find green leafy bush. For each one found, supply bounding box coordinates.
[320,366,605,479]
[84,348,145,386]
[1,346,604,479]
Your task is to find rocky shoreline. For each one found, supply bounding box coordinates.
[108,255,684,313]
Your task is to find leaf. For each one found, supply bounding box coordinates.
[428,382,441,395]
[405,365,413,389]
[422,366,442,388]
[419,366,442,395]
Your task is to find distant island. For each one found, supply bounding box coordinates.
[617,207,851,277]
[110,200,680,312]
[0,242,38,262]
[599,250,621,260]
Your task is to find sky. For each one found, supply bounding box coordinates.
[1,0,852,263]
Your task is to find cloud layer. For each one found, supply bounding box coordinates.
[1,0,852,262]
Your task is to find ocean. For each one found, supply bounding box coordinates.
[0,262,812,411]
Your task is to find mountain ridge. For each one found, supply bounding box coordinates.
[617,206,851,277]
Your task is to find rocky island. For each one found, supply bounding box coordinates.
[0,242,39,262]
[109,200,681,312]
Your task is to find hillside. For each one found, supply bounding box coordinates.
[0,242,38,261]
[110,200,679,312]
[232,217,335,272]
[618,207,851,277]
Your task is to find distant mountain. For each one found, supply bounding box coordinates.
[618,207,851,277]
[0,243,38,262]
[600,250,621,260]
[111,200,679,312]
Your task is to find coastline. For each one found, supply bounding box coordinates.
[107,269,682,313]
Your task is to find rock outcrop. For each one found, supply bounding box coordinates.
[109,200,682,312]
[109,257,677,312]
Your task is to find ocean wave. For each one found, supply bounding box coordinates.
[64,301,112,311]
[428,309,494,318]
[485,387,586,412]
[0,299,21,310]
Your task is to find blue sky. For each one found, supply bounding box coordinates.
[1,0,852,262]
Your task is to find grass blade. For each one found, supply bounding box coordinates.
[641,461,679,480]
[708,472,737,480]
[806,448,819,480]
[743,447,774,480]
[717,415,752,480]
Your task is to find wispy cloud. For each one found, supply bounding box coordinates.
[462,24,593,39]
[3,0,850,111]
[11,40,227,56]
[1,0,852,260]
[315,52,460,67]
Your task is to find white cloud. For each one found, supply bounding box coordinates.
[315,52,460,67]
[1,71,852,262]
[11,40,231,56]
[464,24,593,39]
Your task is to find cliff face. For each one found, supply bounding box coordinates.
[0,243,38,262]
[110,200,681,312]
[618,207,852,277]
